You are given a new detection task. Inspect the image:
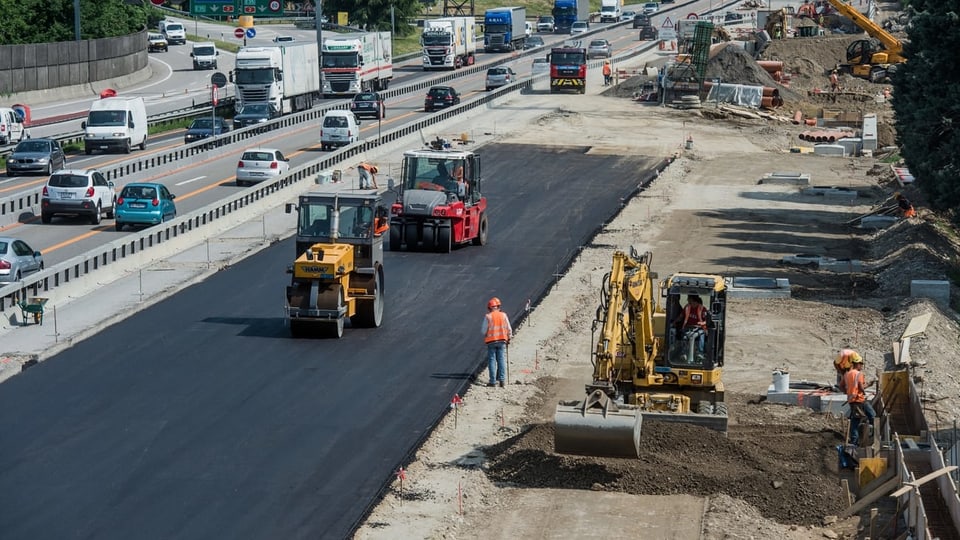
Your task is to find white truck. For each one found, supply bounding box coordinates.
[321,32,393,97]
[421,17,477,70]
[600,0,623,23]
[233,44,321,116]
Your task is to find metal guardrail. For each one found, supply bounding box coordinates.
[0,26,662,315]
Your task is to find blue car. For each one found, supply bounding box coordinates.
[115,183,177,231]
[184,117,229,145]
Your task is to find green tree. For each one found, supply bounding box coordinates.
[891,0,960,210]
[323,0,422,36]
[0,0,148,45]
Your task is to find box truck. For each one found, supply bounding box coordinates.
[233,43,321,116]
[422,17,477,70]
[82,96,148,154]
[600,0,623,23]
[484,7,527,52]
[321,32,393,97]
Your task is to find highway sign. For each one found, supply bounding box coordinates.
[241,0,286,16]
[190,0,233,16]
[659,17,677,40]
[234,27,245,39]
[245,27,257,39]
[687,12,699,19]
[211,72,228,89]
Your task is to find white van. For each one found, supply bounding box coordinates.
[0,107,27,145]
[320,110,361,151]
[191,42,219,70]
[82,97,148,155]
[159,20,186,45]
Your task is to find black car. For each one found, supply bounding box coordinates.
[639,25,659,41]
[633,13,652,28]
[424,86,460,112]
[232,103,280,131]
[350,91,385,120]
[184,117,229,145]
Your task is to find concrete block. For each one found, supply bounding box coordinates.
[836,137,861,156]
[759,171,810,185]
[862,113,878,151]
[813,144,847,156]
[728,276,791,299]
[860,215,898,229]
[800,186,857,199]
[910,280,950,305]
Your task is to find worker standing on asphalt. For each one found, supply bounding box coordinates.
[840,356,875,446]
[602,61,612,86]
[896,193,916,218]
[358,162,379,190]
[482,297,512,387]
[833,347,861,386]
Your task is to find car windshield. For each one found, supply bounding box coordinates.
[87,110,127,127]
[122,185,157,199]
[241,151,276,161]
[538,16,553,22]
[551,51,586,64]
[429,88,451,97]
[355,93,377,101]
[15,140,51,153]
[323,115,349,128]
[297,201,374,240]
[194,46,215,56]
[422,32,452,46]
[49,174,90,188]
[528,37,544,45]
[166,24,183,31]
[238,104,271,116]
[322,53,358,68]
[589,40,606,47]
[234,68,274,85]
[572,22,587,29]
[190,119,219,129]
[402,156,467,191]
[488,68,508,75]
[149,34,164,40]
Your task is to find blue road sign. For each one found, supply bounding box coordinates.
[245,27,257,39]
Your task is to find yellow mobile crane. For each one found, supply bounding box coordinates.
[828,0,906,82]
[554,248,728,458]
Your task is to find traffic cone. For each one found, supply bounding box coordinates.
[670,40,676,51]
[659,40,665,51]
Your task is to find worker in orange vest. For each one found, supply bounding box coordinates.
[358,162,379,189]
[839,355,875,446]
[482,297,513,387]
[602,60,612,86]
[896,193,916,218]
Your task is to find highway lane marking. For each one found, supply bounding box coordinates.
[176,176,207,186]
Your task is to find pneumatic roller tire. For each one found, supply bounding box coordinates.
[389,223,403,251]
[404,223,419,250]
[436,226,452,253]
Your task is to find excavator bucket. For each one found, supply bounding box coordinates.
[554,390,643,459]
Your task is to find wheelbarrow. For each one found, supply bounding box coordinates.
[18,297,48,326]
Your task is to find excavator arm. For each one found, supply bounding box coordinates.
[827,0,905,62]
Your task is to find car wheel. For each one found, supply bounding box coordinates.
[91,202,102,225]
[46,163,52,175]
[41,212,52,224]
[115,221,124,232]
[123,140,131,154]
[140,137,147,151]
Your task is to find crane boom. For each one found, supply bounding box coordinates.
[828,0,905,61]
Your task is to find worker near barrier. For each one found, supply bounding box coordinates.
[897,193,916,218]
[840,355,875,446]
[829,69,840,93]
[833,347,862,386]
[358,162,379,189]
[482,297,512,388]
[602,61,612,86]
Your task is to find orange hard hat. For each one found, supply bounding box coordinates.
[487,297,501,309]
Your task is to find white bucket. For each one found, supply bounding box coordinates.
[772,370,790,393]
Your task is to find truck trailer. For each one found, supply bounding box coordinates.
[422,16,477,70]
[322,31,393,97]
[233,44,321,116]
[484,7,527,52]
[552,0,591,32]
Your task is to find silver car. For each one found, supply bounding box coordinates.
[5,138,66,176]
[0,236,43,283]
[485,66,517,91]
[587,39,612,59]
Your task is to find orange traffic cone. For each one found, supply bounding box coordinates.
[659,40,665,50]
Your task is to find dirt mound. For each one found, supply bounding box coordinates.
[705,43,803,102]
[485,394,847,526]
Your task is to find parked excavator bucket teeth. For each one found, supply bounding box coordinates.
[554,400,643,459]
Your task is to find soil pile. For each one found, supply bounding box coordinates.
[705,43,803,102]
[485,394,848,526]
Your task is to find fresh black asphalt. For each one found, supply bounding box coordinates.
[0,143,664,539]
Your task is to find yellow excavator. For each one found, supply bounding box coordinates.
[554,248,728,458]
[827,0,906,82]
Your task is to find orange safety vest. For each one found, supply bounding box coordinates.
[682,303,708,330]
[484,311,510,343]
[842,368,866,403]
[602,64,612,76]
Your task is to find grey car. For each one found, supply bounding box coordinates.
[485,66,517,90]
[5,138,66,176]
[587,39,612,59]
[0,236,43,283]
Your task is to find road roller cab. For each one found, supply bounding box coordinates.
[284,192,389,338]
